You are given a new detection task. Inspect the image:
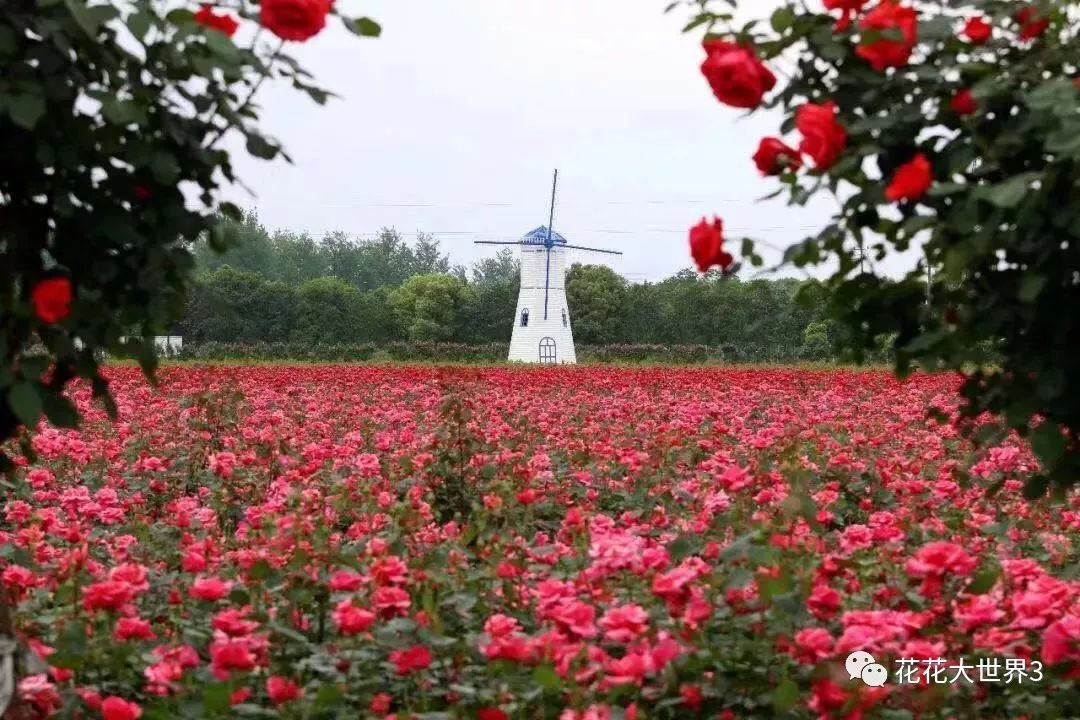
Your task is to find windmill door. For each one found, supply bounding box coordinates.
[539,337,557,364]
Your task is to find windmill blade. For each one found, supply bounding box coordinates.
[562,243,623,255]
[474,240,525,246]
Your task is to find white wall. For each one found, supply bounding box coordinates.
[508,246,577,363]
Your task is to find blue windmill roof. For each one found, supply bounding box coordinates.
[522,226,568,246]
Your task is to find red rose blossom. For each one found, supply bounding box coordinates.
[824,0,869,31]
[266,676,303,705]
[389,644,432,675]
[796,101,847,170]
[753,137,802,176]
[700,40,776,109]
[885,153,933,202]
[962,16,992,44]
[194,4,239,37]
[1017,6,1050,39]
[100,697,141,720]
[260,0,332,42]
[950,89,978,116]
[188,576,230,601]
[856,1,918,71]
[30,277,72,324]
[688,217,732,273]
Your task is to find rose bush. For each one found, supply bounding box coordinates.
[0,365,1077,718]
[680,0,1080,495]
[0,1,381,470]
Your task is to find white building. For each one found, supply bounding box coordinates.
[509,227,577,364]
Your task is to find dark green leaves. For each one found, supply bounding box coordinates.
[1030,423,1066,467]
[978,173,1041,209]
[773,677,799,713]
[345,17,382,37]
[6,91,46,129]
[6,382,42,426]
[64,0,118,37]
[245,133,280,160]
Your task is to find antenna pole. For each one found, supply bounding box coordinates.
[544,169,558,320]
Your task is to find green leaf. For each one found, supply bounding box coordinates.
[314,684,344,710]
[927,183,966,197]
[770,7,795,33]
[1018,274,1047,303]
[344,17,382,37]
[150,151,180,184]
[532,664,561,690]
[7,92,46,130]
[245,133,279,160]
[979,173,1040,209]
[773,677,799,712]
[41,392,79,429]
[127,10,153,40]
[102,98,143,126]
[966,564,1000,594]
[1029,423,1065,466]
[65,0,119,37]
[7,382,43,426]
[1022,474,1049,500]
[203,683,232,714]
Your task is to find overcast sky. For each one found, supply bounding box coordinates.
[225,0,847,282]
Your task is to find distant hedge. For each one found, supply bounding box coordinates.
[172,341,849,365]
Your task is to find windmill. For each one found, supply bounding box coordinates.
[475,170,622,364]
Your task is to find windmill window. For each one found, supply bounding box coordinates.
[520,308,529,327]
[539,337,556,364]
[562,310,567,327]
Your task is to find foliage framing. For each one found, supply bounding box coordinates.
[0,1,380,468]
[678,0,1080,496]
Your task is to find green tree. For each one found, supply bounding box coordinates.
[391,274,476,341]
[193,211,275,277]
[292,277,362,345]
[566,264,628,344]
[268,231,328,286]
[466,249,520,343]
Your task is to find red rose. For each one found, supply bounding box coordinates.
[389,645,432,675]
[1017,7,1050,40]
[114,617,156,642]
[962,16,992,44]
[194,4,239,37]
[856,1,918,71]
[266,676,303,705]
[189,576,231,601]
[260,0,332,42]
[688,217,732,273]
[824,0,869,31]
[700,40,776,109]
[885,153,933,202]
[30,277,72,324]
[753,137,802,176]
[477,710,509,720]
[796,101,847,170]
[100,697,142,720]
[82,580,136,612]
[950,89,978,116]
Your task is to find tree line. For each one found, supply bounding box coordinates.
[177,213,836,359]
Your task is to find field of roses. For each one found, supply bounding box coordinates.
[1,365,1078,719]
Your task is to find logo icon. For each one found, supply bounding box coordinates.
[846,651,889,687]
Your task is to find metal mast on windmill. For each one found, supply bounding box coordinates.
[474,170,622,364]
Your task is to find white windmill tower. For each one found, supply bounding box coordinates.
[475,170,622,364]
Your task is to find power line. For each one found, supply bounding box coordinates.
[270,225,823,239]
